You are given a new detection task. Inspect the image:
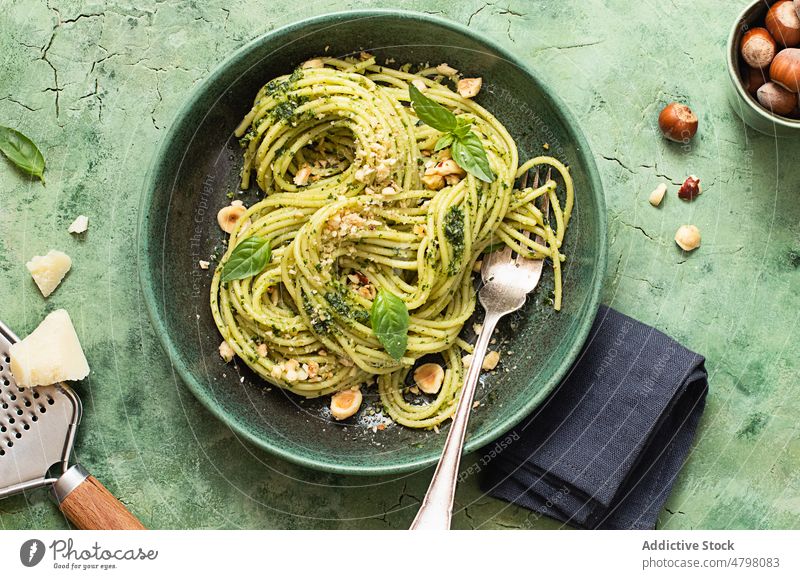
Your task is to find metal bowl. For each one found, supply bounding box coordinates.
[727,0,800,137]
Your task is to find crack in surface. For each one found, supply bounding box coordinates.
[0,96,41,112]
[467,4,487,27]
[619,219,656,241]
[600,154,635,174]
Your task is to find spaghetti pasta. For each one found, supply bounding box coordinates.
[210,56,573,428]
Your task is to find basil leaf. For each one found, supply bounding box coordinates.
[0,126,45,183]
[221,236,271,282]
[433,133,454,152]
[370,288,409,360]
[409,84,457,133]
[451,132,495,183]
[452,119,472,139]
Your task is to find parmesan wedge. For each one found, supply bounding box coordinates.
[26,250,72,297]
[10,309,90,387]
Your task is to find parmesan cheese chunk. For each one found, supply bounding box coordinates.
[10,309,90,387]
[26,250,72,297]
[68,215,89,234]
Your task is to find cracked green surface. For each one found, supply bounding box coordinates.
[1,0,798,530]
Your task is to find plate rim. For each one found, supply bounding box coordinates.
[137,8,608,475]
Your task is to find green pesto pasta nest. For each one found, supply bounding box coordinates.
[210,55,573,428]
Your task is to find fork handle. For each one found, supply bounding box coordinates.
[410,312,502,530]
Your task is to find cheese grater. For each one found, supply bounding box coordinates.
[0,319,144,529]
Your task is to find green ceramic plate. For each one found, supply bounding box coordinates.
[138,10,607,475]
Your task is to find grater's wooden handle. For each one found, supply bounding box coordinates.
[54,465,145,530]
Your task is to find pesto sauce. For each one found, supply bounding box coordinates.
[443,206,465,276]
[325,283,370,325]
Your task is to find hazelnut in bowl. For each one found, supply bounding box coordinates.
[728,0,800,136]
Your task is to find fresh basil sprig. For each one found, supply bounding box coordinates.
[221,236,272,282]
[0,126,46,183]
[409,84,495,183]
[370,288,409,360]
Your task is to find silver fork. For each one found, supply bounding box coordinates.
[410,169,551,530]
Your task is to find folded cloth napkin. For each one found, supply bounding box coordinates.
[480,305,708,530]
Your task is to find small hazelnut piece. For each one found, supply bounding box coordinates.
[293,164,312,186]
[770,48,800,92]
[741,28,778,69]
[413,362,445,394]
[426,158,466,177]
[674,225,701,252]
[436,63,459,77]
[658,103,699,142]
[217,204,247,234]
[757,82,798,115]
[457,77,482,98]
[743,66,768,95]
[421,173,445,190]
[677,175,702,201]
[649,183,667,207]
[766,0,800,47]
[219,340,235,362]
[330,388,363,420]
[482,350,500,371]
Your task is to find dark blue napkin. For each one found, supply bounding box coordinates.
[480,305,708,529]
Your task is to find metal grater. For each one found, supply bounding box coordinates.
[0,320,82,498]
[0,319,143,529]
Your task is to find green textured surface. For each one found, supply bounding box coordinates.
[0,0,798,530]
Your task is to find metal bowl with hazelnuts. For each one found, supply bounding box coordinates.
[727,0,800,136]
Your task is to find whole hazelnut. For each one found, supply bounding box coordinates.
[743,66,768,95]
[741,27,778,69]
[675,225,701,252]
[658,103,698,142]
[770,48,800,92]
[766,0,800,47]
[757,81,797,115]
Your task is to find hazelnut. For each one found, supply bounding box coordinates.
[421,173,445,190]
[436,63,459,77]
[217,204,247,234]
[757,81,797,115]
[293,165,312,186]
[482,350,500,371]
[658,103,698,142]
[413,363,445,394]
[330,388,362,420]
[674,225,701,252]
[770,48,800,92]
[649,183,667,207]
[219,340,235,362]
[457,77,482,98]
[677,175,702,201]
[742,66,768,95]
[766,0,800,47]
[425,158,466,177]
[741,28,777,69]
